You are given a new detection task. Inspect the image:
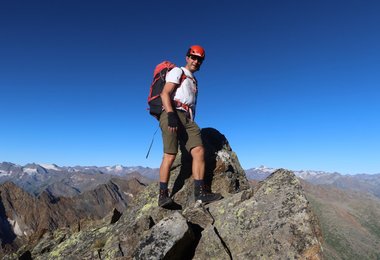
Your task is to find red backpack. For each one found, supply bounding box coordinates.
[147,61,186,119]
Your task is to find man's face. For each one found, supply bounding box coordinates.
[186,55,204,72]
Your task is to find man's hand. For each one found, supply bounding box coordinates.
[167,112,178,132]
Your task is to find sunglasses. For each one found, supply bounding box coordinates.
[188,55,204,62]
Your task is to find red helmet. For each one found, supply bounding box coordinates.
[187,45,205,59]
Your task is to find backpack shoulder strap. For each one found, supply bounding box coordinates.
[179,68,187,85]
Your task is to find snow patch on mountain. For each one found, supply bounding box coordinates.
[114,165,123,171]
[105,165,125,173]
[39,163,61,171]
[255,165,277,173]
[23,168,38,175]
[0,170,10,176]
[8,218,26,237]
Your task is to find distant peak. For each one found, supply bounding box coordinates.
[114,165,124,170]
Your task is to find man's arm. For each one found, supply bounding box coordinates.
[161,82,177,113]
[161,82,178,132]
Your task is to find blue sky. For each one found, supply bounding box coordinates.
[1,0,379,174]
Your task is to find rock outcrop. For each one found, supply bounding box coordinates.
[4,128,323,259]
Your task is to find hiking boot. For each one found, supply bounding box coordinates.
[194,185,223,204]
[158,189,174,208]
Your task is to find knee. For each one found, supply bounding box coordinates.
[162,153,176,164]
[191,146,204,159]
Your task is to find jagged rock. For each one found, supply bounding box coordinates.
[132,211,194,259]
[5,128,323,260]
[169,127,251,208]
[182,204,214,229]
[202,128,250,193]
[193,225,231,260]
[31,229,70,257]
[208,169,323,259]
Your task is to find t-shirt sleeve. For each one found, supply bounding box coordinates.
[165,67,183,84]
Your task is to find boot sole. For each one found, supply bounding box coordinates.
[195,195,223,205]
[158,199,175,208]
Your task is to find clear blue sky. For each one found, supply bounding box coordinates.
[1,0,379,174]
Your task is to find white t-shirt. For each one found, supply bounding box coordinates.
[165,67,198,112]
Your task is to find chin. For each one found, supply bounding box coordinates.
[192,66,200,72]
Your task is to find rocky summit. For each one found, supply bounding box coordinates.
[4,128,323,259]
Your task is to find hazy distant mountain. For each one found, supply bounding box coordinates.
[245,165,343,182]
[0,162,159,178]
[246,166,380,199]
[0,162,157,197]
[244,165,276,180]
[2,162,380,199]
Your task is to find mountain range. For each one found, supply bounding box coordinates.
[2,162,380,199]
[0,162,156,197]
[246,165,380,199]
[1,160,380,259]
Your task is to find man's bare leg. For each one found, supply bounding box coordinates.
[159,153,176,183]
[190,146,205,180]
[158,153,176,207]
[191,145,222,203]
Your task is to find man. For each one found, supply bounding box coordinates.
[158,45,222,208]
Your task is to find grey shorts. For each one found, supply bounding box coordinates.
[159,110,203,154]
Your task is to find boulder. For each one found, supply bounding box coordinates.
[169,127,251,208]
[132,212,194,259]
[193,225,231,260]
[207,169,323,259]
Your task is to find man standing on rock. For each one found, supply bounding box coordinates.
[158,45,222,208]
